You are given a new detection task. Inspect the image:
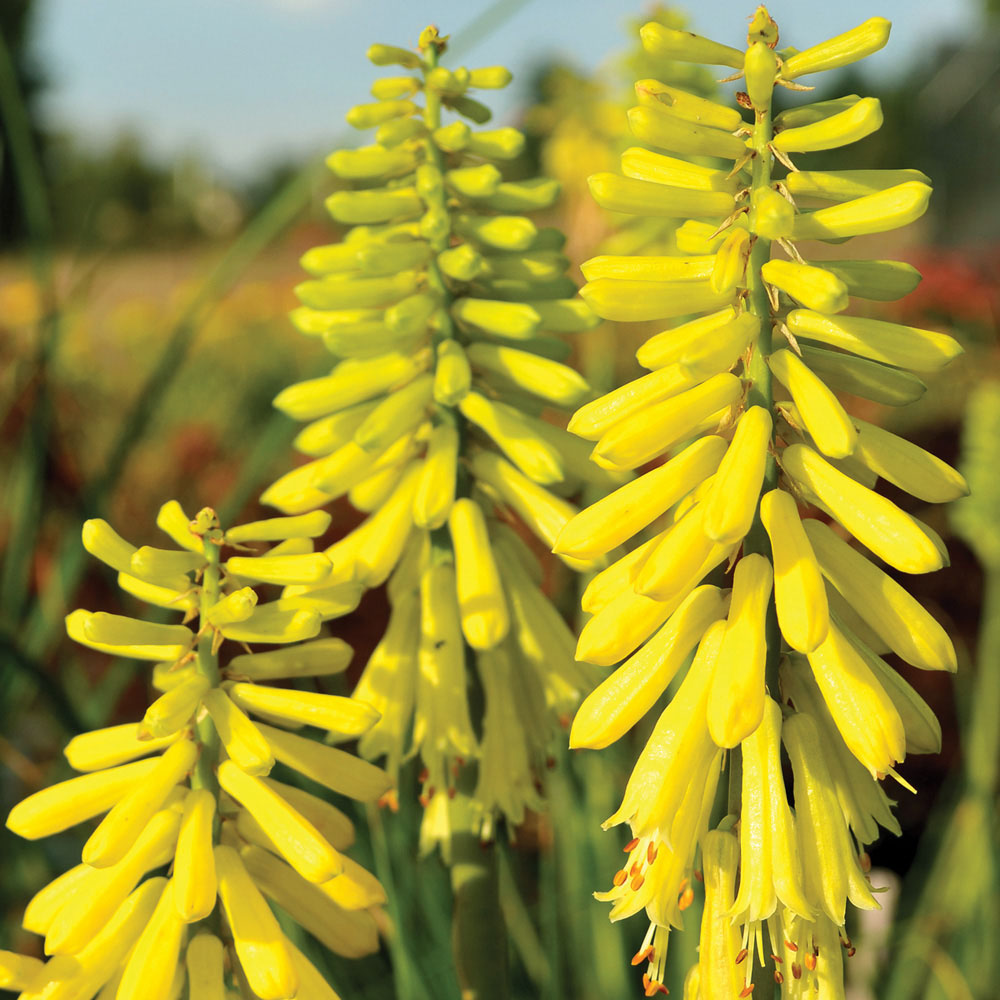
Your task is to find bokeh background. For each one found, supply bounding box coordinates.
[2,2,998,997]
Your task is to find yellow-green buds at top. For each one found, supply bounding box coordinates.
[745,40,778,111]
[640,21,744,68]
[772,97,883,153]
[781,17,891,79]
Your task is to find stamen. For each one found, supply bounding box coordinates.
[624,837,640,852]
[631,945,655,967]
[804,952,817,972]
[678,886,695,910]
[647,842,658,865]
[791,963,802,980]
[613,869,628,887]
[630,873,646,892]
[739,985,754,997]
[736,948,749,965]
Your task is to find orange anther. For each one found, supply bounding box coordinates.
[791,963,802,980]
[631,945,655,967]
[630,873,646,892]
[625,837,640,853]
[739,985,754,997]
[678,886,695,911]
[774,971,784,985]
[771,954,782,964]
[678,878,689,893]
[847,947,856,958]
[647,842,658,865]
[804,953,817,972]
[378,789,399,812]
[736,948,749,965]
[785,940,798,952]
[860,851,872,873]
[613,869,628,887]
[418,767,429,783]
[630,861,642,877]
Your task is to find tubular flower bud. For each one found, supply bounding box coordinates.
[564,10,959,994]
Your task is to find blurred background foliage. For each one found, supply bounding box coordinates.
[1,2,998,998]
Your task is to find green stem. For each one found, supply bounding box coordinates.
[742,97,782,707]
[191,534,222,802]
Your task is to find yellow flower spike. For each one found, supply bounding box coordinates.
[571,585,723,750]
[781,658,902,844]
[592,373,742,471]
[850,415,969,503]
[239,843,379,959]
[228,682,378,739]
[469,450,579,555]
[761,259,850,314]
[115,879,186,1000]
[459,391,565,485]
[581,253,715,283]
[186,933,225,1000]
[782,443,944,574]
[0,950,44,991]
[226,637,352,681]
[803,518,956,671]
[568,363,700,440]
[699,830,744,1000]
[214,844,299,1000]
[580,275,736,324]
[781,17,891,79]
[412,424,459,530]
[202,689,275,775]
[82,738,197,868]
[587,172,736,219]
[413,561,479,764]
[637,309,759,375]
[782,712,879,924]
[772,96,883,153]
[732,698,814,926]
[555,436,726,561]
[138,674,210,741]
[448,498,510,650]
[788,309,962,375]
[708,553,773,748]
[353,590,420,777]
[605,619,725,839]
[173,788,217,922]
[156,500,205,553]
[633,503,725,604]
[44,806,181,955]
[759,490,829,653]
[770,349,858,459]
[806,621,905,778]
[703,405,773,545]
[63,724,177,772]
[6,756,160,840]
[710,227,752,294]
[217,760,343,883]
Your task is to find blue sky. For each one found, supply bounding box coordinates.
[32,0,981,178]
